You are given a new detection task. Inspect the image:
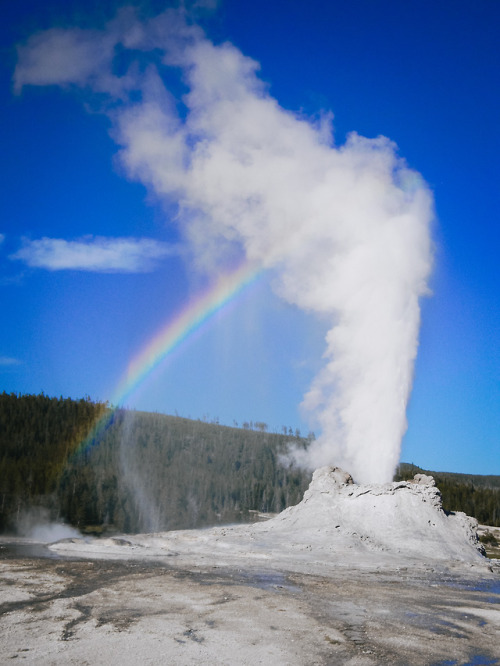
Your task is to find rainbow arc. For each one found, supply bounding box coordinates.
[78,260,263,453]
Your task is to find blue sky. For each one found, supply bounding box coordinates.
[1,0,498,477]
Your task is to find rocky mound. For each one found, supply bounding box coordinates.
[257,466,485,565]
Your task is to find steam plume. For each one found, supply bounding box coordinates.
[15,7,434,483]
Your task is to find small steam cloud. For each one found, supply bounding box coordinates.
[14,7,433,483]
[119,411,163,532]
[16,507,80,543]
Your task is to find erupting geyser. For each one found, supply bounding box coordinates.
[15,6,434,483]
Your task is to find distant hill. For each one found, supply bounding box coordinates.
[1,392,499,532]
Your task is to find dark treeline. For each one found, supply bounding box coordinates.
[1,393,499,533]
[395,463,500,527]
[0,392,310,533]
[0,392,106,530]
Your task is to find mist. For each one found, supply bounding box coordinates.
[16,507,80,543]
[14,6,434,483]
[119,411,163,532]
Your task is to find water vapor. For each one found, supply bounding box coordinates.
[119,411,163,532]
[16,507,80,543]
[14,7,434,483]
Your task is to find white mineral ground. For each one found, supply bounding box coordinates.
[1,467,499,665]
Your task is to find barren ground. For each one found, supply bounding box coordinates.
[1,538,499,666]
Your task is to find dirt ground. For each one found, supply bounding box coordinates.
[0,541,499,665]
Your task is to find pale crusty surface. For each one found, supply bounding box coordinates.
[0,547,499,666]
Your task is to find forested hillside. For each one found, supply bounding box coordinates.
[0,392,310,533]
[1,393,499,534]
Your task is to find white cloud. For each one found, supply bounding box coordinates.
[14,27,115,92]
[0,356,22,367]
[10,236,176,273]
[13,9,434,483]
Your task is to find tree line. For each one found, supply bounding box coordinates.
[395,463,500,527]
[1,392,499,533]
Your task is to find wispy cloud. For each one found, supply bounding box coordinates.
[0,356,22,367]
[13,25,118,94]
[10,236,177,273]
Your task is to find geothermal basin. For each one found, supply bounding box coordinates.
[1,467,499,665]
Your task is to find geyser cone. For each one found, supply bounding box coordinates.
[264,466,484,565]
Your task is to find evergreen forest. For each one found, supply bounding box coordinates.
[0,392,310,533]
[1,392,499,535]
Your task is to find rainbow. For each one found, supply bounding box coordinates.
[112,260,263,406]
[78,260,263,451]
